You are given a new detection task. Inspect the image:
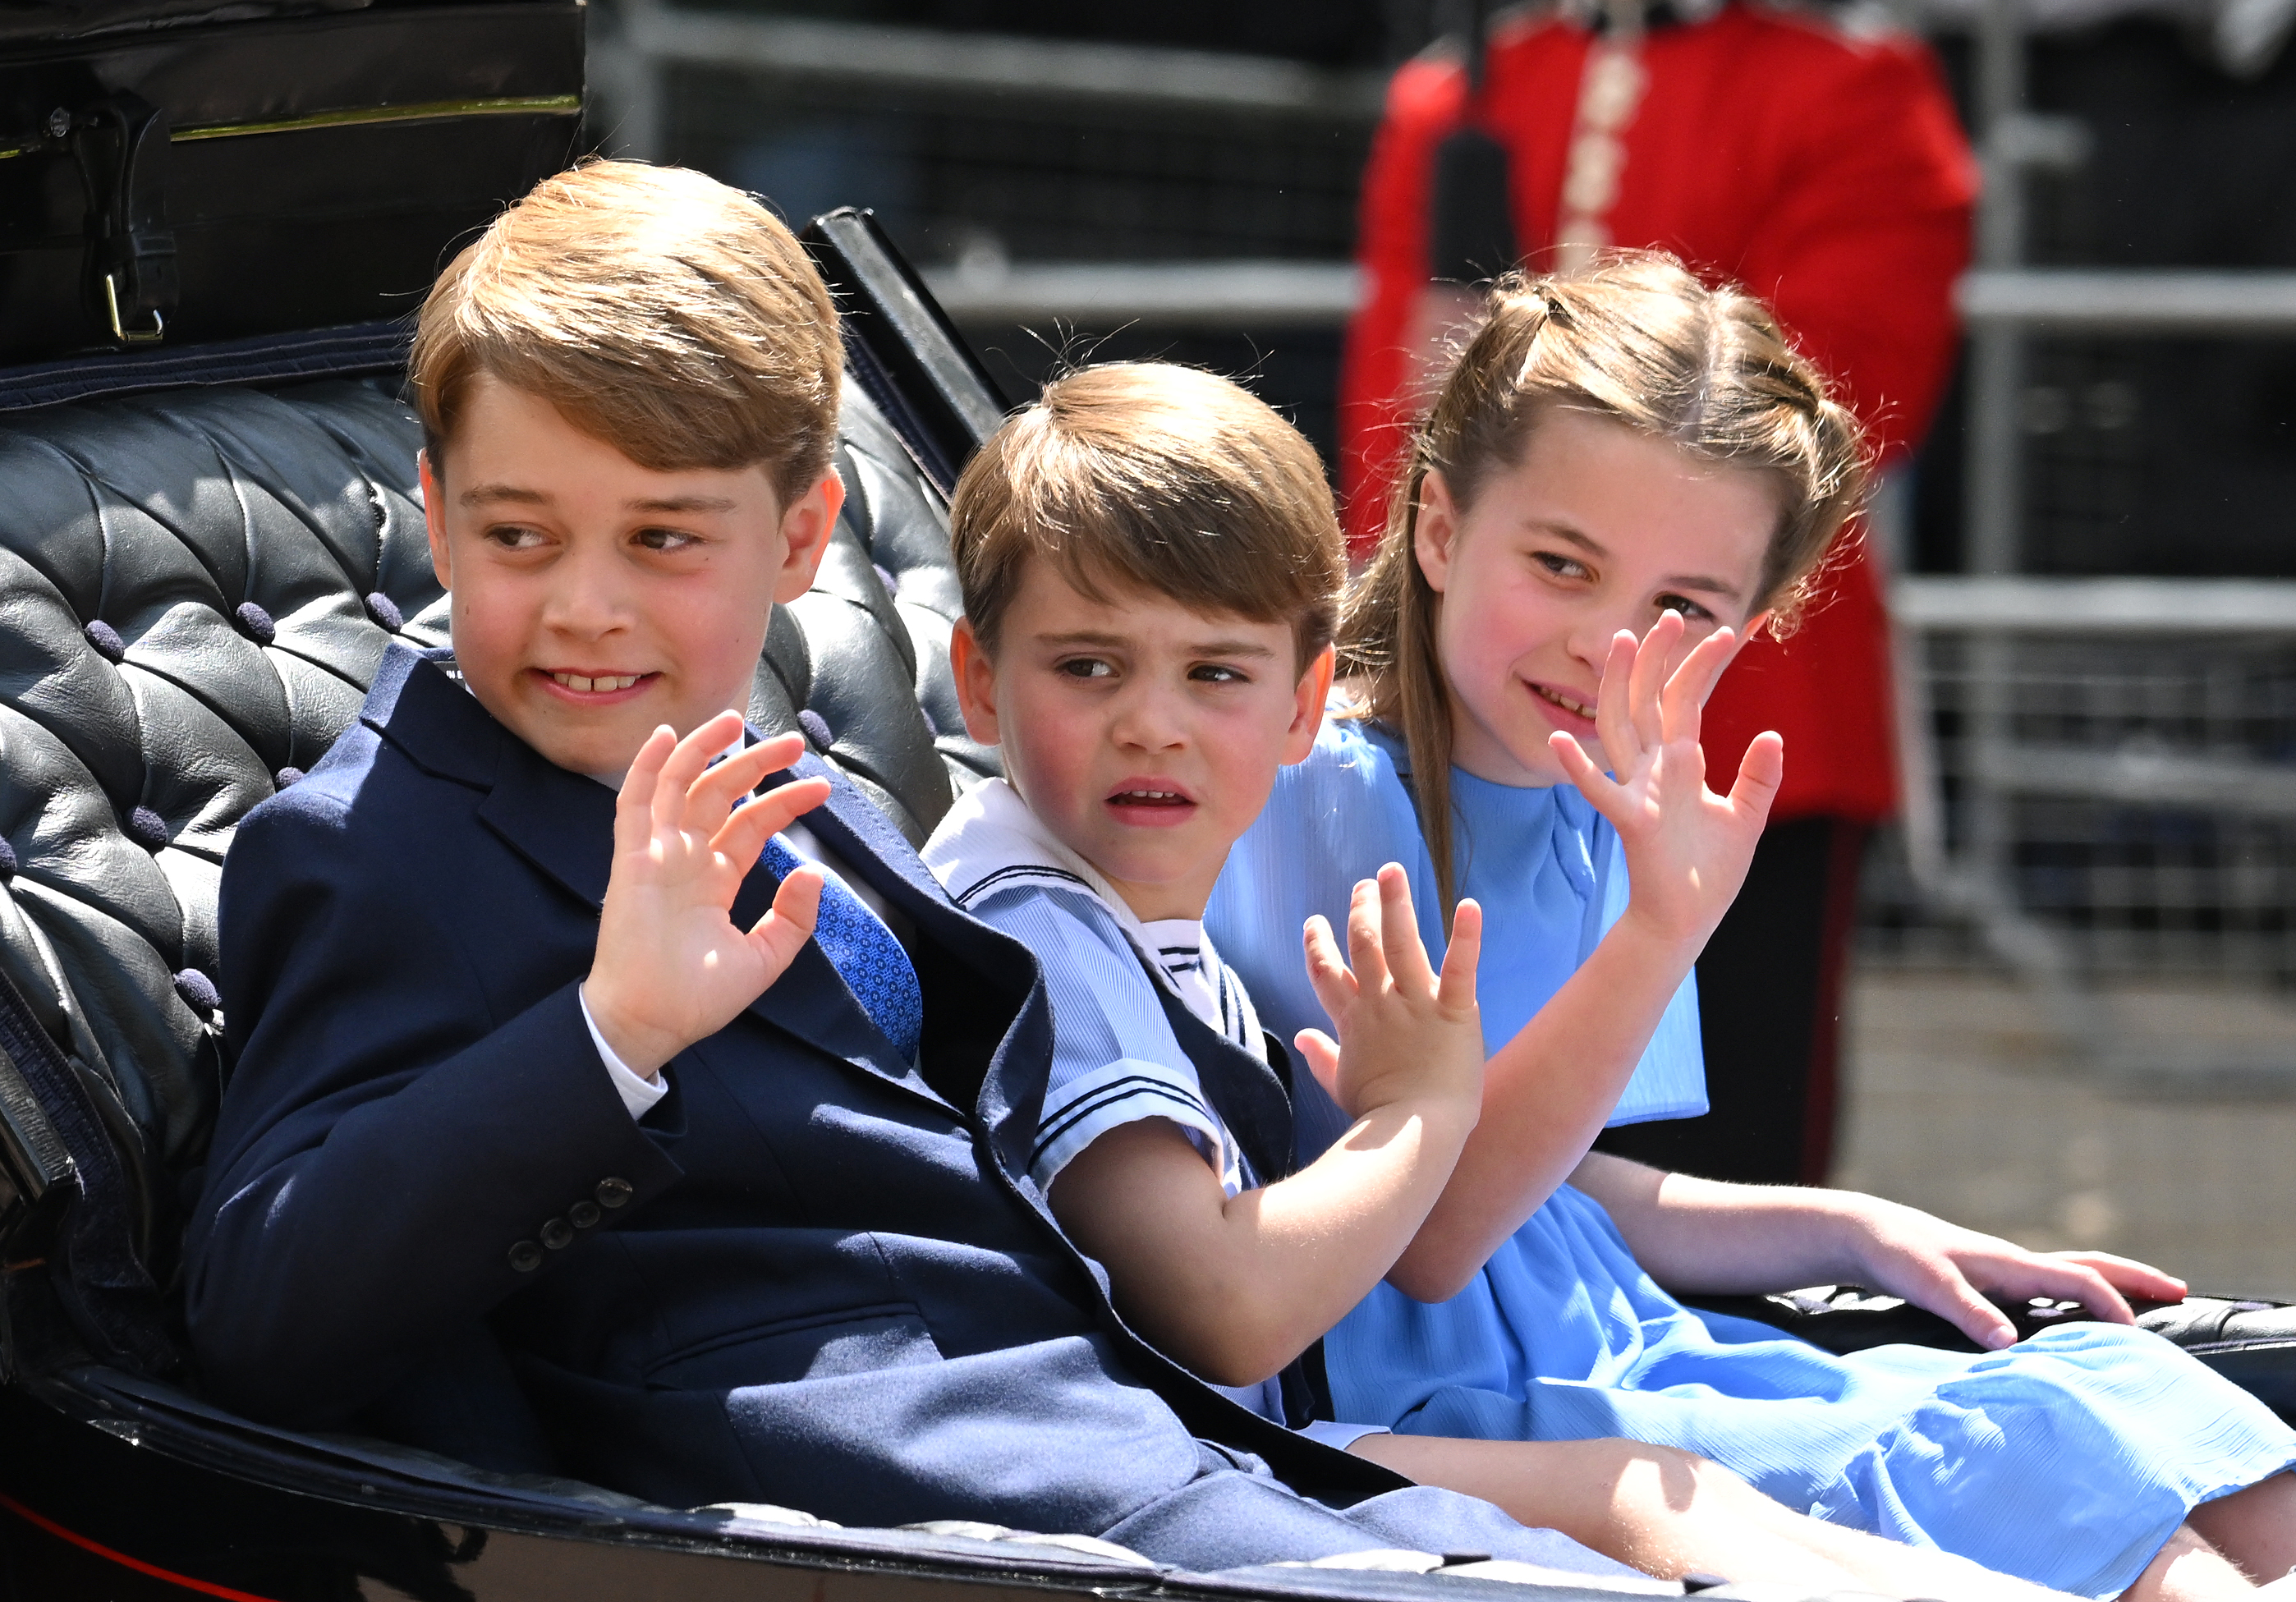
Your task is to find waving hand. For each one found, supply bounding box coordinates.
[1548,612,1780,948]
[585,714,830,1077]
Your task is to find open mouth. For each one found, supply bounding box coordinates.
[1104,783,1198,825]
[537,669,653,696]
[1531,682,1596,723]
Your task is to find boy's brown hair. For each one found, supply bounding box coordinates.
[950,363,1344,668]
[410,160,842,502]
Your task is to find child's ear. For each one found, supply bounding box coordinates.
[1740,609,1774,645]
[1280,645,1334,765]
[771,471,847,604]
[418,449,452,591]
[948,617,1003,746]
[1412,470,1461,594]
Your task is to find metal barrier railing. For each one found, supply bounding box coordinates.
[1880,577,2296,1073]
[590,0,1385,168]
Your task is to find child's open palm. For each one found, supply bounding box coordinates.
[1294,865,1485,1123]
[1549,612,1782,950]
[585,714,830,1078]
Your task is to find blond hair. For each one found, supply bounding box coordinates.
[1344,252,1871,908]
[410,160,842,501]
[950,363,1344,668]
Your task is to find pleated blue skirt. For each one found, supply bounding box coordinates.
[1327,1185,2296,1599]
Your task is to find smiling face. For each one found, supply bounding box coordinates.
[1417,409,1780,787]
[422,374,843,779]
[952,558,1332,923]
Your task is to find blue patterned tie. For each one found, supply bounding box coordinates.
[761,835,923,1063]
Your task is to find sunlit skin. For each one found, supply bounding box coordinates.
[949,558,1332,923]
[420,374,845,1077]
[420,373,842,781]
[1412,408,1778,787]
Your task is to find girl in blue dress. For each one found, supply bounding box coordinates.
[1206,254,2296,1602]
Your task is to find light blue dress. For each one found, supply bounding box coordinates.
[1207,714,2296,1600]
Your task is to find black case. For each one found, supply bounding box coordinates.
[0,0,582,362]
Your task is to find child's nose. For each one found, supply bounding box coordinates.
[1110,684,1187,749]
[540,547,627,634]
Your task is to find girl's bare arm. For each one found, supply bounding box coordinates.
[1389,615,1777,1299]
[1569,1150,2188,1348]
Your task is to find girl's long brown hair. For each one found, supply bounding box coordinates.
[1341,251,1872,910]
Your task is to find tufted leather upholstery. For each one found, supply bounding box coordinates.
[0,371,992,1347]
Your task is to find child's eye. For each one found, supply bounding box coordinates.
[634,526,700,553]
[483,523,549,551]
[1056,657,1115,679]
[1189,663,1248,685]
[1532,550,1592,582]
[1654,594,1715,624]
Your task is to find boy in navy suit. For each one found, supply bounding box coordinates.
[181,160,1640,1576]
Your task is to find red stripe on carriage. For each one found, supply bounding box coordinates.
[0,1490,287,1602]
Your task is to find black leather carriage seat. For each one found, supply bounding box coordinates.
[0,371,988,1335]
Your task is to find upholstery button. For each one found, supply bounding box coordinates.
[83,620,125,663]
[233,602,276,646]
[0,838,16,880]
[172,969,220,1017]
[569,1200,601,1229]
[540,1218,574,1251]
[596,1177,634,1209]
[364,591,404,632]
[507,1242,543,1273]
[125,807,169,851]
[797,709,833,751]
[273,768,305,790]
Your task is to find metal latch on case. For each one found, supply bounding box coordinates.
[68,93,177,346]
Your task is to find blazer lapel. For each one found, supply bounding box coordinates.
[473,737,619,911]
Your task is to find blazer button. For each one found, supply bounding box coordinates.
[540,1218,574,1251]
[507,1242,543,1273]
[596,1177,634,1209]
[570,1200,602,1229]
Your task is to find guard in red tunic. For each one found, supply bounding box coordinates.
[1343,0,1977,1183]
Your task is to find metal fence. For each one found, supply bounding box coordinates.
[1868,576,2296,989]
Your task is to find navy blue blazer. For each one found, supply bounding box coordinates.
[186,645,1407,1531]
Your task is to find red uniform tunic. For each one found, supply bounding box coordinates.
[1343,3,1977,821]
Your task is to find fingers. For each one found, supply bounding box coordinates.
[714,773,833,865]
[2056,1250,2188,1305]
[1550,730,1623,815]
[1991,1258,2136,1325]
[616,726,677,853]
[1726,731,1785,826]
[1346,875,1393,994]
[1593,630,1642,775]
[1293,1029,1342,1100]
[1656,626,1742,748]
[650,709,747,834]
[1915,1265,2019,1351]
[1302,914,1358,1016]
[746,863,824,974]
[1437,896,1481,1013]
[1626,610,1685,752]
[686,732,806,838]
[1375,864,1436,991]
